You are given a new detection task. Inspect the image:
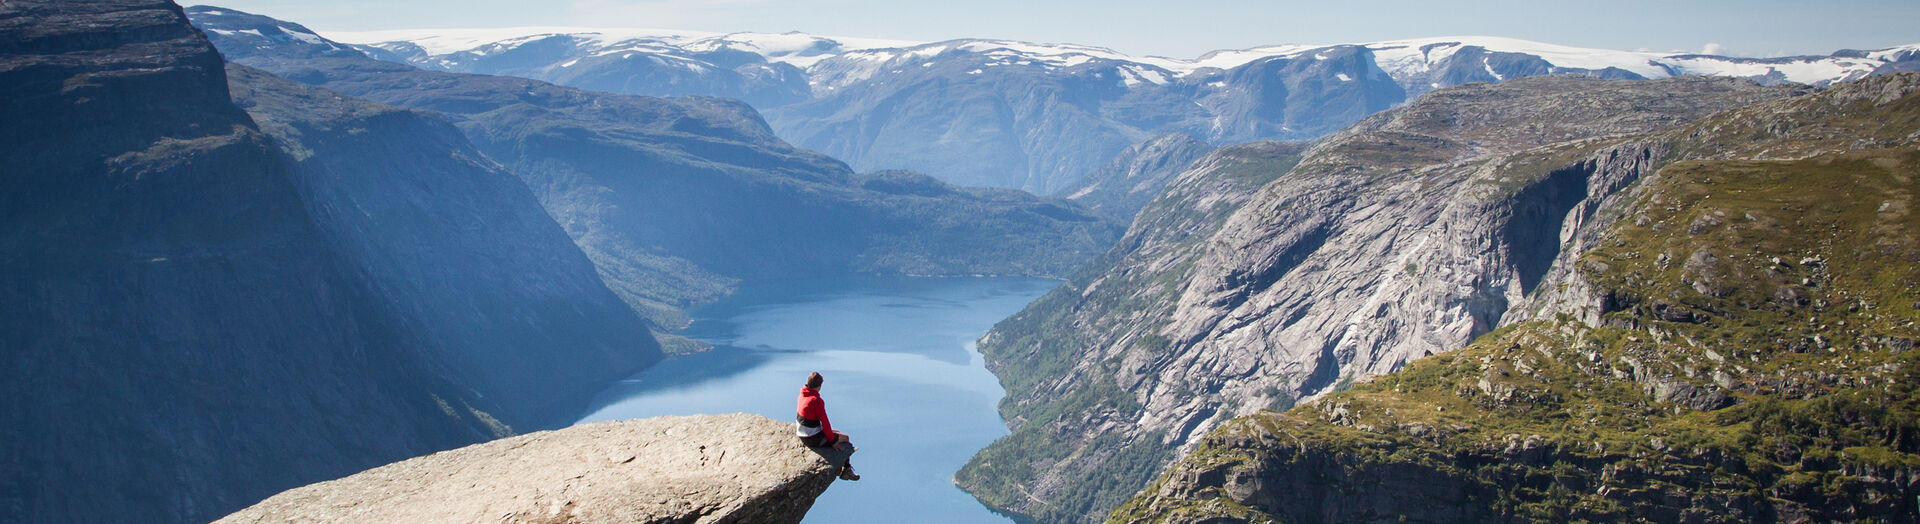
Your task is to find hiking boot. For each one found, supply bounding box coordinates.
[839,470,861,481]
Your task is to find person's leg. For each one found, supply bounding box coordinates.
[833,432,859,480]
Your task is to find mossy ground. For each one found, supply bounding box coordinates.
[1116,144,1920,522]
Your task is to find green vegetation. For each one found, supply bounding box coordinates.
[958,142,1306,523]
[1116,139,1920,521]
[1009,76,1920,523]
[959,380,1172,524]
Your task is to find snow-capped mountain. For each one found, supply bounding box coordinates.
[276,16,1920,193]
[331,28,1918,94]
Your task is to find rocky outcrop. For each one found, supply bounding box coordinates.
[1063,133,1218,222]
[959,76,1803,523]
[1114,74,1920,522]
[218,414,849,524]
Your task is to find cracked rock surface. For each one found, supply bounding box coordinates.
[219,414,846,524]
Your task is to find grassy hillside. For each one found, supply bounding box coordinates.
[1114,74,1920,522]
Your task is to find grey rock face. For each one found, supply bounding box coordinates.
[1062,133,1217,222]
[961,76,1801,522]
[956,141,1309,524]
[218,414,846,524]
[1116,75,1920,523]
[1160,78,1792,405]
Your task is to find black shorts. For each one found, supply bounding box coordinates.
[800,431,833,448]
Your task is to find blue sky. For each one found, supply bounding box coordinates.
[201,0,1919,58]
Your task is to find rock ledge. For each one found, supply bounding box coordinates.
[218,414,845,523]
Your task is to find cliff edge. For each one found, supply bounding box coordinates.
[218,414,848,523]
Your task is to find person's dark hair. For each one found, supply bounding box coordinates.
[807,372,824,389]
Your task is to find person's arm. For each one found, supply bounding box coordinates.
[818,397,834,437]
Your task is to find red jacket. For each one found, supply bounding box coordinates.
[796,386,832,438]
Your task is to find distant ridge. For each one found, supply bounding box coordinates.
[185,3,1920,193]
[325,26,1920,89]
[303,18,1919,194]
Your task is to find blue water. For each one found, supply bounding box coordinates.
[575,275,1056,523]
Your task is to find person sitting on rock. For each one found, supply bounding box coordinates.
[796,371,859,481]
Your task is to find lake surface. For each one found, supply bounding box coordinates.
[575,275,1057,523]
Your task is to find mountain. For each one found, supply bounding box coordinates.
[334,26,914,109]
[186,6,1122,338]
[2,1,662,521]
[1061,133,1218,222]
[223,64,662,429]
[314,22,1920,193]
[956,139,1312,523]
[954,76,1806,523]
[1116,73,1920,522]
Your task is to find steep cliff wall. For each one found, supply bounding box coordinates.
[0,2,488,521]
[1063,133,1219,223]
[960,76,1802,523]
[1117,74,1920,522]
[225,64,661,429]
[2,2,672,521]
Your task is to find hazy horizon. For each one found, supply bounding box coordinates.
[200,0,1919,59]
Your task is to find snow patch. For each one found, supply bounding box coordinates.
[1655,55,1879,85]
[1866,43,1920,62]
[326,26,724,55]
[205,28,260,38]
[323,25,1920,91]
[1364,36,1669,78]
[284,27,325,45]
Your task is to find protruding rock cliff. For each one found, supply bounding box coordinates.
[219,414,849,524]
